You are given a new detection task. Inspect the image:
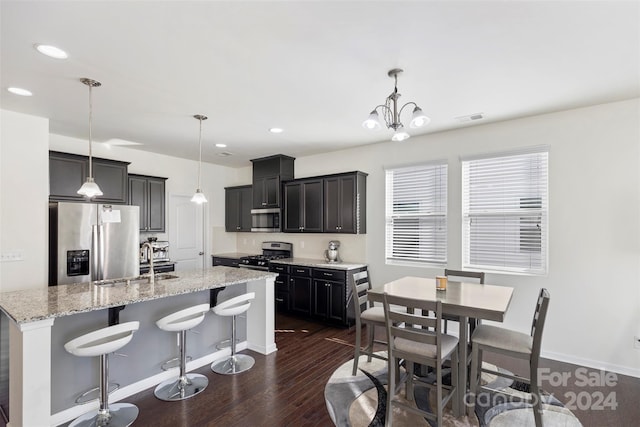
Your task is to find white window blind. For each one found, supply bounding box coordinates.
[462,149,548,274]
[385,163,447,265]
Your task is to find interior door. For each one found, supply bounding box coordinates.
[169,194,204,271]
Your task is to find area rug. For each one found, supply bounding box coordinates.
[324,352,583,427]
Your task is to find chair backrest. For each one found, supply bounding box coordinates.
[351,270,371,319]
[213,292,255,317]
[530,288,550,358]
[382,293,444,365]
[444,269,485,284]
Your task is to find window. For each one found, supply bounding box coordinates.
[462,148,548,274]
[385,162,447,265]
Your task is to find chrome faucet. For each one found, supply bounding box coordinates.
[141,242,155,284]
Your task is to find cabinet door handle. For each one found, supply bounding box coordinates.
[323,272,332,276]
[275,298,284,302]
[199,252,204,256]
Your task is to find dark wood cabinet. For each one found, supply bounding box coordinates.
[290,266,313,316]
[251,155,295,209]
[283,179,323,232]
[312,268,347,324]
[324,172,367,234]
[225,185,252,232]
[128,174,167,232]
[212,256,242,267]
[270,264,290,312]
[49,151,129,204]
[252,176,281,209]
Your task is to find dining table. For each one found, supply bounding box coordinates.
[367,275,514,417]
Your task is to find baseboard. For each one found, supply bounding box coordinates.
[248,342,277,355]
[541,349,640,379]
[50,342,247,426]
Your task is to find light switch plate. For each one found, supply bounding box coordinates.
[1,250,24,262]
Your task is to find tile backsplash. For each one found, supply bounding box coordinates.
[231,232,366,263]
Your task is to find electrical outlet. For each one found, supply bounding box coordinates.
[300,241,305,249]
[0,250,24,262]
[634,336,640,349]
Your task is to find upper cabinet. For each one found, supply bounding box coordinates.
[49,151,129,204]
[283,178,324,233]
[324,172,367,234]
[251,154,295,209]
[225,185,253,232]
[128,174,167,232]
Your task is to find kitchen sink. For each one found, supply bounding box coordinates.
[94,273,179,287]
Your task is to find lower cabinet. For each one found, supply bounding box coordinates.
[270,264,290,312]
[271,263,365,326]
[290,266,313,316]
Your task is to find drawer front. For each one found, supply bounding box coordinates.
[290,266,312,277]
[275,275,289,293]
[212,257,240,267]
[269,264,289,274]
[313,268,346,282]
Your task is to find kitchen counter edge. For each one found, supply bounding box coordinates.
[0,266,276,325]
[270,257,367,270]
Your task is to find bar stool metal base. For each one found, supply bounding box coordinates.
[69,402,138,427]
[211,354,255,375]
[154,373,208,401]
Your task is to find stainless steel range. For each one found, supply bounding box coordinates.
[239,241,292,271]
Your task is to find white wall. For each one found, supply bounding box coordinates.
[0,110,49,292]
[283,99,640,377]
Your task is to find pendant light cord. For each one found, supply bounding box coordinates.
[88,83,94,179]
[197,117,202,189]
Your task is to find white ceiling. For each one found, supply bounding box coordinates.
[1,1,638,168]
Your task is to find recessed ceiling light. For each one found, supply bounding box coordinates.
[215,143,227,148]
[34,44,68,59]
[269,128,283,134]
[7,87,32,96]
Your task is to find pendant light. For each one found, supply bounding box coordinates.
[77,78,103,198]
[191,114,208,204]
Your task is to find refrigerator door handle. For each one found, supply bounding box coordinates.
[98,224,106,280]
[92,224,100,281]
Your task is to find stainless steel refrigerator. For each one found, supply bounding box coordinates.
[49,202,140,286]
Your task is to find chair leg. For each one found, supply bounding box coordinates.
[451,348,459,417]
[352,321,362,376]
[531,359,543,427]
[386,355,395,427]
[405,361,414,402]
[366,324,375,362]
[436,362,443,427]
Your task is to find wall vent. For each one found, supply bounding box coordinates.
[218,151,233,157]
[456,113,484,123]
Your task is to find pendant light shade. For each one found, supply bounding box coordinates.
[192,114,208,204]
[77,78,103,198]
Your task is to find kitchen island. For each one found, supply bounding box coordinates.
[0,266,277,427]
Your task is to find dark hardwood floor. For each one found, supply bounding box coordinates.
[5,313,639,426]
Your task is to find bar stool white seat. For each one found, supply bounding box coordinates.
[64,321,140,427]
[154,303,210,401]
[211,292,255,375]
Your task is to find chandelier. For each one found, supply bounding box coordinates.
[362,68,430,142]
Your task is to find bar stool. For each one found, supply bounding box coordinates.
[64,321,140,427]
[211,292,255,375]
[154,303,210,401]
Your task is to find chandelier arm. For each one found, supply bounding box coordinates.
[398,101,418,117]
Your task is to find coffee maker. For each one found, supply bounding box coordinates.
[324,241,341,263]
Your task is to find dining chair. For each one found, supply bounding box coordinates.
[468,288,551,427]
[443,269,485,334]
[382,293,459,427]
[350,270,387,376]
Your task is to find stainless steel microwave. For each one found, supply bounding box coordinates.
[251,208,281,232]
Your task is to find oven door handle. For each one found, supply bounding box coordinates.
[237,264,269,271]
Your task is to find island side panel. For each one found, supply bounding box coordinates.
[8,318,54,427]
[247,276,276,355]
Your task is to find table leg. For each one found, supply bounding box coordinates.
[456,315,469,417]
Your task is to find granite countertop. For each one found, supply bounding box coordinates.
[270,257,367,270]
[211,252,257,259]
[0,266,276,325]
